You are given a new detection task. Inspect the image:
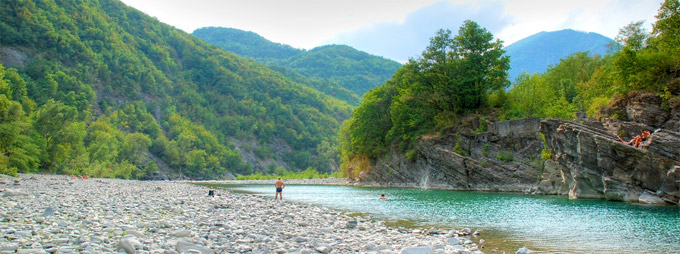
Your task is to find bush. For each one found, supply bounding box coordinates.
[236,167,337,180]
[453,133,468,156]
[496,150,514,162]
[406,149,418,161]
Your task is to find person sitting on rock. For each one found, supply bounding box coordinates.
[617,135,643,147]
[641,130,651,141]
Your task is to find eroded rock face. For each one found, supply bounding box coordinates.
[359,118,544,192]
[358,117,680,205]
[538,118,679,204]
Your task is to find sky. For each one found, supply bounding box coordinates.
[120,0,663,62]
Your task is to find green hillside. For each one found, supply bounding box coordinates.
[505,29,616,82]
[0,0,351,179]
[193,27,402,103]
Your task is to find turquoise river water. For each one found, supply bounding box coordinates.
[213,184,680,254]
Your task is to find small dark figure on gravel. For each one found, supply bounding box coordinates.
[275,178,285,200]
[208,189,215,197]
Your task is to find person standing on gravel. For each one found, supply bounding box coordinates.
[275,178,286,200]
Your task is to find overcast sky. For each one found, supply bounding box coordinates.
[120,0,663,62]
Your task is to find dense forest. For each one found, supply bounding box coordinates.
[193,27,402,105]
[0,0,353,179]
[340,0,680,178]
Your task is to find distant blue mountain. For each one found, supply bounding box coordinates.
[504,29,616,82]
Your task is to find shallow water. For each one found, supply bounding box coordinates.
[213,184,680,254]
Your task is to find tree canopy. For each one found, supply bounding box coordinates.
[0,0,353,178]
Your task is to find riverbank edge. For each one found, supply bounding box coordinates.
[200,180,543,254]
[1,173,495,253]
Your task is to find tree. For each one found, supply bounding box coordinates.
[615,21,650,51]
[415,20,509,113]
[0,95,39,173]
[652,0,680,48]
[32,100,80,170]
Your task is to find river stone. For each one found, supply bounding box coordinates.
[315,244,332,253]
[639,191,666,205]
[117,235,143,254]
[3,189,28,197]
[363,243,378,251]
[43,208,55,217]
[1,244,18,252]
[171,229,192,237]
[447,237,463,245]
[16,249,45,254]
[176,240,214,254]
[124,230,144,238]
[346,220,358,228]
[515,247,532,254]
[400,246,432,254]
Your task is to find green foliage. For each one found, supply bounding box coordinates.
[0,0,352,179]
[236,167,332,180]
[406,149,418,162]
[193,27,402,103]
[502,0,679,123]
[496,150,514,162]
[475,117,488,134]
[453,133,468,156]
[340,20,509,168]
[539,133,552,162]
[482,143,490,157]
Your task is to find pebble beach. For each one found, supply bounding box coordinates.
[0,174,486,254]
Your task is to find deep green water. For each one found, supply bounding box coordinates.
[213,184,680,254]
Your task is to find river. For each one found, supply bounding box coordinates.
[211,184,680,254]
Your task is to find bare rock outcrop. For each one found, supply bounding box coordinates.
[538,118,679,204]
[357,116,680,205]
[359,118,544,192]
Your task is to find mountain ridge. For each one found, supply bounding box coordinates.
[192,27,402,102]
[504,29,616,82]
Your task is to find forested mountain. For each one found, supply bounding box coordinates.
[193,27,402,103]
[505,29,615,82]
[0,0,352,179]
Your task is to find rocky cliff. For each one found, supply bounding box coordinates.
[358,118,545,192]
[538,118,679,204]
[357,115,680,205]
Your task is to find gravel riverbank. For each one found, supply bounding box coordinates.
[0,174,485,254]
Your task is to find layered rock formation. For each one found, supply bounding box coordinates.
[358,116,680,205]
[538,118,680,204]
[359,118,544,192]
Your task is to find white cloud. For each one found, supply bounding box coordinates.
[498,0,662,45]
[120,0,664,61]
[120,0,439,49]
